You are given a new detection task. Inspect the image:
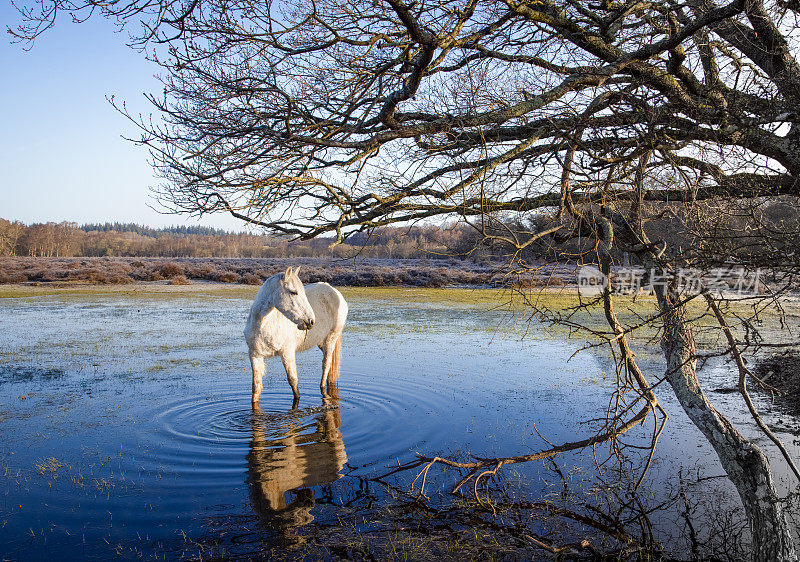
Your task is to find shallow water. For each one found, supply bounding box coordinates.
[0,287,798,559]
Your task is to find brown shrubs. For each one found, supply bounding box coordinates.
[241,273,262,285]
[75,267,132,284]
[185,262,217,280]
[0,256,522,287]
[159,262,185,277]
[214,270,241,283]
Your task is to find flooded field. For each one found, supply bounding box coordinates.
[0,284,798,559]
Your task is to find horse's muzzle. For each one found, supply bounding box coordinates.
[299,319,314,330]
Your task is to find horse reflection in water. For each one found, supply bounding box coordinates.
[246,393,347,534]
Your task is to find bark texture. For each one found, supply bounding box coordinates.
[655,284,797,561]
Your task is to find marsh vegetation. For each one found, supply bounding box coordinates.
[0,256,517,288]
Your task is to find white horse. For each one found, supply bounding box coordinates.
[245,266,348,407]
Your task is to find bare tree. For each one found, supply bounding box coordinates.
[0,219,25,256]
[11,0,800,558]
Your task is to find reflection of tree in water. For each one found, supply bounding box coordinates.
[246,394,347,536]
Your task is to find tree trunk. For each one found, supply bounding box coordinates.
[654,284,797,561]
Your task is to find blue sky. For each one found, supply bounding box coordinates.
[1,5,245,230]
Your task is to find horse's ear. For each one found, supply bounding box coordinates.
[294,265,301,278]
[285,266,293,279]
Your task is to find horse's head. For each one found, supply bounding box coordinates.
[274,266,315,330]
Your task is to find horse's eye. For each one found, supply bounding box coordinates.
[289,289,299,295]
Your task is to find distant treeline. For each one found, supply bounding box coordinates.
[80,222,232,237]
[0,218,474,259]
[0,214,690,264]
[7,199,793,265]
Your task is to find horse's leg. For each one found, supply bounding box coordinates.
[320,333,341,396]
[320,341,332,394]
[250,353,266,408]
[280,349,300,403]
[328,333,342,385]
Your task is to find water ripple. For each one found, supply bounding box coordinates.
[133,371,455,484]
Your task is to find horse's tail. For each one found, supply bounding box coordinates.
[328,335,342,385]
